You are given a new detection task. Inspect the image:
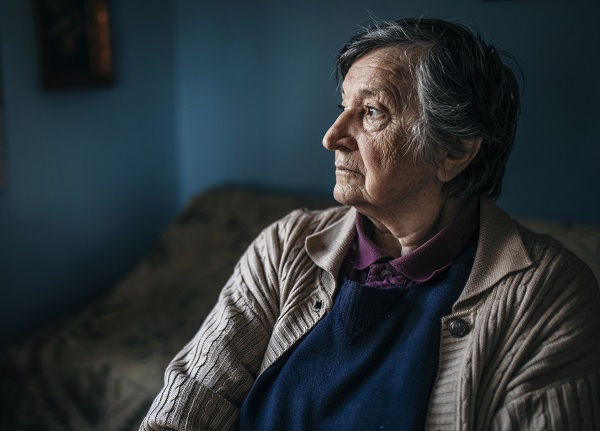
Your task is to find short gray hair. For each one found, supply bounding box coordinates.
[336,17,521,199]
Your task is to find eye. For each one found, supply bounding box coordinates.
[366,106,384,118]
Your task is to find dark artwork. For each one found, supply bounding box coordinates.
[36,0,114,89]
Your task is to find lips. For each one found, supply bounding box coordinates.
[335,162,359,173]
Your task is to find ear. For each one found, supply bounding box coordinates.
[436,137,482,183]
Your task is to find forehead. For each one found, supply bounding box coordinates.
[341,46,419,98]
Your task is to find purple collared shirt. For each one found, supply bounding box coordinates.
[341,201,480,289]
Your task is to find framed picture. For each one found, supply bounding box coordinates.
[35,0,114,89]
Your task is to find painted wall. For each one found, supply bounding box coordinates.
[0,1,179,345]
[1,0,598,345]
[176,0,600,223]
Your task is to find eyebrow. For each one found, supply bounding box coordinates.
[341,86,390,99]
[341,86,399,108]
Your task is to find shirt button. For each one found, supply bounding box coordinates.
[379,269,393,280]
[448,318,469,338]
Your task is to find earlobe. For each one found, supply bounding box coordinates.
[436,137,482,183]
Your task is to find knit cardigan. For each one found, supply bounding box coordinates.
[140,198,600,431]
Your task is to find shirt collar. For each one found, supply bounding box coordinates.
[353,213,390,270]
[353,199,480,283]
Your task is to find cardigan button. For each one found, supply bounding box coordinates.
[448,318,469,338]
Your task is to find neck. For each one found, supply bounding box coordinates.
[364,197,475,258]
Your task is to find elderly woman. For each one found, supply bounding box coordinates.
[141,18,600,431]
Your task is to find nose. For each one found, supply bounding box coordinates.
[322,111,357,152]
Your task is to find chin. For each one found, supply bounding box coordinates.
[333,184,363,207]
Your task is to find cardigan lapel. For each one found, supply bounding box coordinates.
[453,198,533,310]
[305,206,356,279]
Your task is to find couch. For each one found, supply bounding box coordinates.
[1,186,599,431]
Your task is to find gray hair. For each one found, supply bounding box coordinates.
[336,17,521,199]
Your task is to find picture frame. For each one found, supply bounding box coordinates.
[35,0,114,89]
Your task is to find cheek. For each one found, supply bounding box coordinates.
[362,131,406,174]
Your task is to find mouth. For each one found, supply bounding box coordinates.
[335,163,358,174]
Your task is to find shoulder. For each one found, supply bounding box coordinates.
[515,221,599,292]
[277,205,352,230]
[471,199,600,338]
[493,219,600,354]
[477,198,598,294]
[261,205,352,244]
[238,205,353,269]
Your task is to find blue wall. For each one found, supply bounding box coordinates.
[1,0,599,345]
[0,1,179,345]
[176,0,600,223]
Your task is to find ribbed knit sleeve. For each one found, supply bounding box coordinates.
[139,241,275,431]
[492,373,600,430]
[139,207,352,431]
[139,212,299,431]
[486,234,600,430]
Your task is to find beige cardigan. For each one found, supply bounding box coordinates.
[141,199,600,431]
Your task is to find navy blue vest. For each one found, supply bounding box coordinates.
[236,234,477,431]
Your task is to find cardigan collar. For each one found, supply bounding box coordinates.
[305,206,357,277]
[306,198,533,305]
[454,198,533,309]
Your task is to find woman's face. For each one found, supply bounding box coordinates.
[322,47,442,221]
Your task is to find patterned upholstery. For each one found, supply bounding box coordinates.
[1,186,598,431]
